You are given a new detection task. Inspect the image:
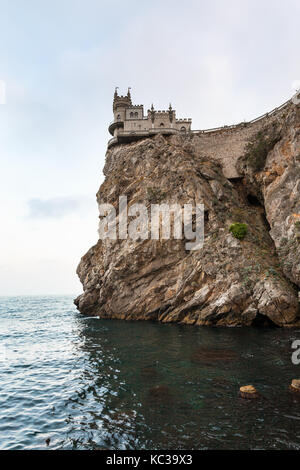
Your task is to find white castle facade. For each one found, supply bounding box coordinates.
[108,88,192,148]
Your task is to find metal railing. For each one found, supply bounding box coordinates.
[193,98,291,134]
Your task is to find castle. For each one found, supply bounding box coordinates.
[108,88,192,148]
[107,88,293,179]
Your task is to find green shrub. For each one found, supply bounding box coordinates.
[229,223,248,240]
[243,126,281,172]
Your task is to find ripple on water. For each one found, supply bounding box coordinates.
[0,296,300,449]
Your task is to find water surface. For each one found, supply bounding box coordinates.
[0,296,300,450]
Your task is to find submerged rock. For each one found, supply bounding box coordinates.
[190,348,237,364]
[139,367,160,382]
[239,385,259,399]
[75,102,300,327]
[147,385,174,405]
[290,379,300,393]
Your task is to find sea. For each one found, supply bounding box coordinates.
[0,295,300,450]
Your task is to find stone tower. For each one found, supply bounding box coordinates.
[108,88,133,138]
[113,87,132,121]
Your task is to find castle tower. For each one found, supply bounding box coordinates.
[109,88,132,136]
[113,87,132,120]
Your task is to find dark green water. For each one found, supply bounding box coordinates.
[0,296,300,450]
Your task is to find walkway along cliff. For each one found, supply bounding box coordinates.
[75,91,300,327]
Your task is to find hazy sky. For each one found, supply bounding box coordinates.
[0,0,299,295]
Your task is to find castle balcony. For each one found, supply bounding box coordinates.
[108,120,124,136]
[107,128,180,149]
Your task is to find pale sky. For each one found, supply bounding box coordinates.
[0,0,299,295]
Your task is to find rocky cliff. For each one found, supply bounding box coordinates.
[75,102,300,326]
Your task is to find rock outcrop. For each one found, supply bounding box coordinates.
[75,102,300,327]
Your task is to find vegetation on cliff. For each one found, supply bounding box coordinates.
[229,223,248,240]
[239,124,282,172]
[237,104,300,289]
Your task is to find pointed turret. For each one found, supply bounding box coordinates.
[150,103,155,123]
[113,87,132,112]
[169,103,174,123]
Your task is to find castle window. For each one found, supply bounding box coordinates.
[180,126,186,133]
[160,123,164,127]
[135,112,138,118]
[130,112,134,118]
[117,114,121,121]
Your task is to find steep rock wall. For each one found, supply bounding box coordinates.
[75,103,300,326]
[237,103,300,290]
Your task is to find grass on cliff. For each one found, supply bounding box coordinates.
[229,223,248,240]
[243,126,281,172]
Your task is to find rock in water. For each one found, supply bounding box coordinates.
[290,379,300,393]
[74,102,300,327]
[239,385,259,399]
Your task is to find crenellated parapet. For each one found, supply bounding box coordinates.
[113,87,132,111]
[108,89,192,144]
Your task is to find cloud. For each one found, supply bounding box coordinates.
[27,195,95,219]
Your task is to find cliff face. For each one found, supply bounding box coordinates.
[75,102,300,327]
[237,103,300,290]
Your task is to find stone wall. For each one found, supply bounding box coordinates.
[191,101,291,178]
[125,106,144,120]
[152,111,173,128]
[124,118,149,132]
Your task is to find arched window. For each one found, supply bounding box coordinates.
[130,112,134,118]
[180,126,186,133]
[160,123,164,127]
[135,112,138,118]
[117,114,121,121]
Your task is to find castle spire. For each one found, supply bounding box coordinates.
[114,87,119,100]
[169,103,173,123]
[150,103,155,123]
